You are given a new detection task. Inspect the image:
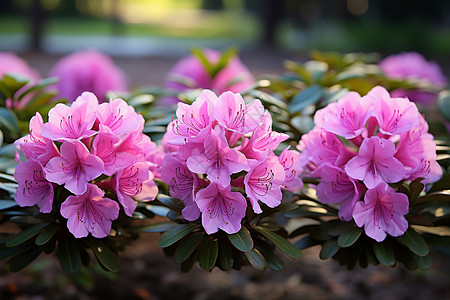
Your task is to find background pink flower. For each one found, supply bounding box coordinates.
[49,50,127,102]
[379,52,447,105]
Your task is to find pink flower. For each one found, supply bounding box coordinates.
[278,146,304,193]
[45,141,105,195]
[60,183,119,238]
[353,183,409,242]
[114,162,156,216]
[239,111,289,162]
[14,159,54,213]
[96,98,144,136]
[214,91,264,134]
[297,129,356,171]
[345,136,406,189]
[50,50,127,102]
[314,163,365,221]
[244,155,285,213]
[195,182,247,234]
[379,52,447,105]
[41,92,98,142]
[165,89,215,146]
[91,129,135,176]
[14,113,59,165]
[314,91,372,139]
[366,86,420,136]
[161,153,200,221]
[187,126,247,187]
[164,49,255,105]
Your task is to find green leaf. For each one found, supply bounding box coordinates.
[438,90,450,121]
[256,245,284,271]
[0,243,30,260]
[56,238,81,273]
[86,239,120,272]
[181,250,198,273]
[0,108,20,139]
[412,225,450,236]
[217,241,234,271]
[156,194,184,213]
[253,226,301,259]
[294,236,321,250]
[228,226,253,252]
[6,223,49,247]
[396,228,429,256]
[214,48,238,77]
[199,238,218,271]
[409,178,425,204]
[130,222,178,233]
[0,73,30,97]
[305,60,328,82]
[319,239,340,260]
[18,77,58,101]
[0,200,18,210]
[284,60,311,84]
[417,254,432,270]
[244,249,267,271]
[35,225,59,246]
[191,48,215,78]
[337,226,363,248]
[158,224,198,248]
[247,90,288,110]
[372,240,395,266]
[8,247,42,272]
[174,233,204,263]
[289,85,323,113]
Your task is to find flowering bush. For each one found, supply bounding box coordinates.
[298,86,441,241]
[50,50,127,103]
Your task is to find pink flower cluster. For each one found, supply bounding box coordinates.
[298,86,442,242]
[163,49,255,105]
[14,92,161,238]
[379,52,447,105]
[161,90,303,234]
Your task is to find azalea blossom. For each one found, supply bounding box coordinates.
[60,184,120,238]
[244,155,285,213]
[45,140,105,195]
[14,159,54,213]
[41,92,98,142]
[278,146,304,193]
[195,182,247,234]
[96,98,144,136]
[353,183,409,242]
[345,136,406,189]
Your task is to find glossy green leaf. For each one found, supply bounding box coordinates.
[86,239,120,272]
[18,77,58,101]
[256,245,284,271]
[247,90,288,110]
[174,233,204,263]
[244,249,267,271]
[214,48,238,77]
[228,226,253,252]
[6,223,49,247]
[294,236,321,250]
[130,222,178,233]
[319,239,340,260]
[438,90,450,121]
[337,226,363,248]
[396,228,429,256]
[191,48,215,78]
[199,238,218,271]
[218,241,234,271]
[0,108,20,139]
[0,200,18,210]
[409,178,425,204]
[417,254,432,270]
[57,238,81,273]
[8,247,42,272]
[289,85,323,113]
[0,243,29,260]
[0,74,29,97]
[253,226,301,259]
[156,194,184,212]
[181,250,198,273]
[35,225,59,246]
[372,240,395,266]
[158,224,198,248]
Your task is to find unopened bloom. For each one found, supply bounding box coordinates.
[60,184,119,238]
[195,182,247,234]
[45,141,104,195]
[14,159,54,213]
[50,50,127,102]
[353,183,409,242]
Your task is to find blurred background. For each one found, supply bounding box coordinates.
[1,0,450,87]
[1,1,450,299]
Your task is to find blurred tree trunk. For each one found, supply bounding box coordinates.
[30,0,44,51]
